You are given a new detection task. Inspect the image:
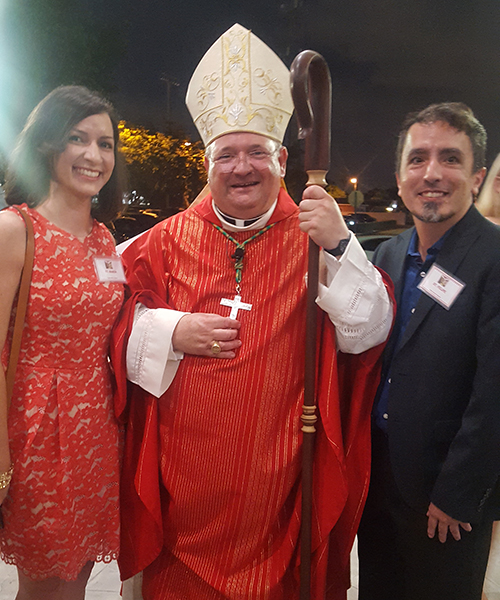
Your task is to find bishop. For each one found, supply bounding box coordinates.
[112,23,394,600]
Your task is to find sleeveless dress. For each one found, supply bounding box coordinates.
[0,206,123,580]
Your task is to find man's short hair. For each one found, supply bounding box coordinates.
[395,102,487,174]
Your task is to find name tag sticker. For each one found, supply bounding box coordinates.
[93,256,127,283]
[417,263,465,310]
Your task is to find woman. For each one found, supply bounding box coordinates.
[476,152,500,225]
[0,85,126,599]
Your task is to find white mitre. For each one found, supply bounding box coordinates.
[186,23,293,146]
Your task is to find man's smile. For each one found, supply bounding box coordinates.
[418,190,448,199]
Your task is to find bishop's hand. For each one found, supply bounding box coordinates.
[172,313,242,358]
[298,185,350,251]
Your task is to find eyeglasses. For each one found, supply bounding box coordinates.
[211,149,278,173]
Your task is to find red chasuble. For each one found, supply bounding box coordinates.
[111,190,392,599]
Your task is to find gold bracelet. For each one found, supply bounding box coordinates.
[0,464,14,490]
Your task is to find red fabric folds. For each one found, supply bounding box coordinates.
[111,190,393,598]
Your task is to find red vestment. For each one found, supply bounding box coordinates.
[111,190,392,599]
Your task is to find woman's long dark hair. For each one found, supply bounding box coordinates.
[4,85,127,222]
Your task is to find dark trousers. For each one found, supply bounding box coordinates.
[357,427,493,600]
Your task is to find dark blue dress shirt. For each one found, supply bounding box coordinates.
[373,227,451,431]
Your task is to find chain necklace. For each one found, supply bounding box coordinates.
[213,222,276,319]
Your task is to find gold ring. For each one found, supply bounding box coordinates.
[211,341,221,355]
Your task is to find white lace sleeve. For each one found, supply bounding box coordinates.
[316,235,392,354]
[126,303,188,398]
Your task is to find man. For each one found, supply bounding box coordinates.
[112,24,392,600]
[357,102,500,600]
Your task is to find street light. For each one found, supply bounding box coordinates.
[350,177,358,191]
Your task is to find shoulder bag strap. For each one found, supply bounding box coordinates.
[5,207,35,409]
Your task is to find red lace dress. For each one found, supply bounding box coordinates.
[0,207,123,580]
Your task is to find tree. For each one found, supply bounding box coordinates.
[119,122,206,213]
[364,186,401,210]
[326,184,347,200]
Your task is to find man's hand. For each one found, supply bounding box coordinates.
[172,313,242,358]
[298,185,351,250]
[426,502,472,542]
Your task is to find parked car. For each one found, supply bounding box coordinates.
[344,213,376,229]
[109,210,166,244]
[356,234,393,260]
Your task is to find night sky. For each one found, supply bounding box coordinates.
[2,0,500,191]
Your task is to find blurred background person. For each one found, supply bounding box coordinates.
[476,152,500,225]
[477,152,500,600]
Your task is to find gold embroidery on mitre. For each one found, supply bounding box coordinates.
[186,24,293,146]
[196,73,220,113]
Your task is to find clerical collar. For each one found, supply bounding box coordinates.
[212,200,277,232]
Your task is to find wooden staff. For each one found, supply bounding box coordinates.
[290,50,332,600]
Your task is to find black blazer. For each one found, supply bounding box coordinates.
[372,206,500,523]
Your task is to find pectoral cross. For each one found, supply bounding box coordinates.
[220,295,252,320]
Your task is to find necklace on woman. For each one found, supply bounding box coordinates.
[213,222,276,319]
